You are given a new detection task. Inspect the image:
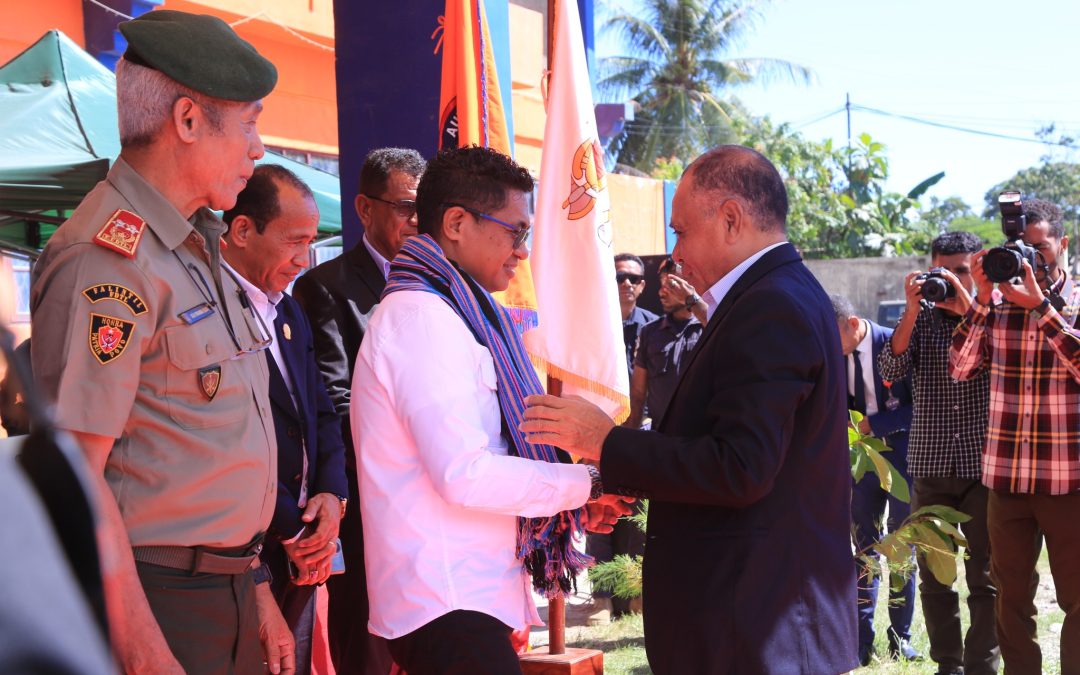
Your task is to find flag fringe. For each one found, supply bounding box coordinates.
[528,355,631,426]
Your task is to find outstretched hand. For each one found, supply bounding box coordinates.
[520,394,614,461]
[583,493,636,534]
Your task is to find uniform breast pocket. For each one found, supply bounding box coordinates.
[162,322,248,429]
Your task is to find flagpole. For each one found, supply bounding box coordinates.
[546,375,567,656]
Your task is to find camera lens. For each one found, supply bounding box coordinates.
[920,277,953,303]
[984,246,1022,283]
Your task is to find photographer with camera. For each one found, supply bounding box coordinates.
[879,231,998,675]
[950,197,1080,673]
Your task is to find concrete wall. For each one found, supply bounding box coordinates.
[805,255,930,321]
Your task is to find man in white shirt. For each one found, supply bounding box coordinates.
[352,146,629,674]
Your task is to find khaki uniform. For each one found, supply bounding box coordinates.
[31,158,277,548]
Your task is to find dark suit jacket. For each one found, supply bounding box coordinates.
[860,320,913,458]
[265,294,348,543]
[292,241,385,431]
[601,243,859,674]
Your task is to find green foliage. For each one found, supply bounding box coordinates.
[919,196,975,234]
[732,115,943,258]
[589,553,644,600]
[849,411,968,588]
[649,156,685,181]
[982,162,1080,224]
[598,0,811,171]
[947,215,999,248]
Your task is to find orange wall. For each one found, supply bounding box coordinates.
[165,0,338,154]
[1,0,85,63]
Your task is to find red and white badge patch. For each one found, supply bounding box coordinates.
[93,209,146,258]
[89,313,135,364]
[198,365,222,401]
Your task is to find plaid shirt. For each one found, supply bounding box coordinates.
[950,277,1080,495]
[878,307,989,479]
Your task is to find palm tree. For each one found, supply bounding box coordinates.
[598,0,812,172]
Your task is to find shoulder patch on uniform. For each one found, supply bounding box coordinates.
[88,313,135,364]
[93,209,146,258]
[82,284,148,316]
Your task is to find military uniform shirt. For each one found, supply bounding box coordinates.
[31,158,277,548]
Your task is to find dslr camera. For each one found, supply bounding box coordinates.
[983,191,1039,283]
[917,267,955,303]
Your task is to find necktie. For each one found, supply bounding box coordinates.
[850,349,867,414]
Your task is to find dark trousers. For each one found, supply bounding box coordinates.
[268,559,316,675]
[327,446,395,674]
[852,459,916,649]
[585,501,646,616]
[989,490,1080,675]
[136,561,262,675]
[387,610,522,675]
[913,477,999,674]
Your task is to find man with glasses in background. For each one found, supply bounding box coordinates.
[293,147,425,674]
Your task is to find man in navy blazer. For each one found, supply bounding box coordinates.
[523,146,858,674]
[223,165,349,675]
[833,294,920,665]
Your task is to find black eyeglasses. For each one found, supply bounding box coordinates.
[616,273,645,285]
[445,203,530,250]
[366,195,417,219]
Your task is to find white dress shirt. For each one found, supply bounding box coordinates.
[226,261,310,510]
[701,241,788,322]
[362,233,391,280]
[351,290,592,639]
[847,320,878,416]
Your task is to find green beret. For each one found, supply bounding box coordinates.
[119,10,277,102]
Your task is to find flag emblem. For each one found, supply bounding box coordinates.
[563,139,608,221]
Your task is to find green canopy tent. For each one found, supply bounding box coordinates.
[0,30,342,254]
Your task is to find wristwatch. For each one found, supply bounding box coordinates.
[335,495,348,519]
[585,464,604,500]
[251,562,273,586]
[685,293,702,310]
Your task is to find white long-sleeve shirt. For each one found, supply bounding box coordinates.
[351,290,592,639]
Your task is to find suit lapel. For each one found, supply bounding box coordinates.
[656,243,802,431]
[348,238,388,300]
[268,303,303,422]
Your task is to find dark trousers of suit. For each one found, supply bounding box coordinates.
[912,477,999,674]
[387,610,522,675]
[268,557,316,675]
[989,490,1080,675]
[852,443,916,651]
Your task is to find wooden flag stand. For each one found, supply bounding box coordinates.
[519,376,604,674]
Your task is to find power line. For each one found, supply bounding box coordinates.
[850,104,1069,146]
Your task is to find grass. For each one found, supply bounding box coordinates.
[536,547,1064,675]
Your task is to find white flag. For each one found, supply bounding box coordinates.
[524,0,629,422]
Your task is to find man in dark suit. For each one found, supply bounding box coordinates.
[222,165,349,675]
[523,145,858,674]
[832,294,921,666]
[291,147,425,674]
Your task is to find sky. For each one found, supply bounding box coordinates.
[595,0,1080,214]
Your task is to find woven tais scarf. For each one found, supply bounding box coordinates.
[383,234,591,597]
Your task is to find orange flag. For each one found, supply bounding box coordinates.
[437,0,537,328]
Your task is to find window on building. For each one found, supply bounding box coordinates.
[11,257,31,322]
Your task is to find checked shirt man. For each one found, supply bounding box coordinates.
[950,200,1080,674]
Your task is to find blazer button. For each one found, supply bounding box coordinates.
[293,473,302,482]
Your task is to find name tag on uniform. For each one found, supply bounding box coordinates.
[179,303,215,325]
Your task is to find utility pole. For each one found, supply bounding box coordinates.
[845,92,852,175]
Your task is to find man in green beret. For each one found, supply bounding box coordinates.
[31,9,294,674]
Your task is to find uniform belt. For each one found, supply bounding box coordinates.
[133,543,263,576]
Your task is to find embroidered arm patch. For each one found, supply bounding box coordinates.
[89,313,135,364]
[93,209,146,258]
[82,284,148,316]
